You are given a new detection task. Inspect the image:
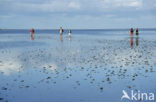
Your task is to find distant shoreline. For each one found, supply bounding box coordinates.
[0,28,156,31]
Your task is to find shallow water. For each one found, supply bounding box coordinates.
[0,30,156,102]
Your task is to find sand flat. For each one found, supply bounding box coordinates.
[0,31,156,102]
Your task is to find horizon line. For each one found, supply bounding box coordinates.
[1,28,156,30]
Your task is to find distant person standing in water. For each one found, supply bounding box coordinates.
[30,28,35,34]
[130,28,134,36]
[60,27,63,35]
[30,28,35,40]
[136,28,139,36]
[59,27,63,42]
[68,29,71,41]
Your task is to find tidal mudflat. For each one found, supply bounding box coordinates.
[0,32,156,102]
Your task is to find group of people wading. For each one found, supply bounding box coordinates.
[30,27,140,48]
[130,28,139,48]
[130,28,139,37]
[30,27,71,41]
[59,27,71,41]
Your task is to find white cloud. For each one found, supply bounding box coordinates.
[100,0,142,8]
[0,15,14,19]
[122,0,142,7]
[8,0,81,12]
[68,2,80,9]
[129,1,141,7]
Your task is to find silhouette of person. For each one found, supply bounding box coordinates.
[136,28,139,36]
[68,29,71,41]
[60,27,63,35]
[30,28,35,40]
[130,28,134,36]
[30,28,35,35]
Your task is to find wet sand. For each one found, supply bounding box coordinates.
[0,33,156,102]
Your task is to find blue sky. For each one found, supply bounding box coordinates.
[0,0,156,29]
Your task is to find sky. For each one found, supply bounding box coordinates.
[0,0,156,29]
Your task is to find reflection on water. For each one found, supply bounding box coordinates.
[60,34,63,42]
[130,36,139,48]
[0,60,22,75]
[31,34,34,40]
[69,36,71,41]
[69,31,71,41]
[0,34,155,102]
[130,37,133,48]
[135,36,139,47]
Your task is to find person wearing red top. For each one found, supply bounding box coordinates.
[130,28,133,36]
[30,28,35,34]
[30,28,35,40]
